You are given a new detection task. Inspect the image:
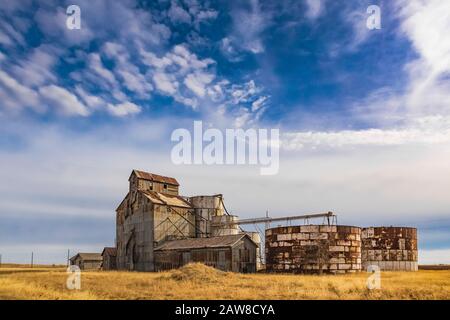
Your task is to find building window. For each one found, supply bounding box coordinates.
[163,184,168,189]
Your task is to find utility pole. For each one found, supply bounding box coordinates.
[265,210,270,230]
[31,252,34,268]
[67,249,70,266]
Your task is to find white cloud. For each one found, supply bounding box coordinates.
[396,0,450,115]
[88,53,117,86]
[168,0,192,25]
[0,21,25,47]
[11,45,58,87]
[1,1,265,119]
[140,44,218,108]
[341,0,450,130]
[39,85,90,116]
[230,80,260,104]
[0,70,41,112]
[251,95,268,112]
[220,37,243,62]
[34,6,94,45]
[140,50,173,69]
[184,0,218,29]
[74,86,105,110]
[107,101,141,117]
[184,72,214,97]
[225,0,270,56]
[118,68,153,97]
[153,71,178,95]
[0,30,12,46]
[305,0,325,20]
[283,115,450,150]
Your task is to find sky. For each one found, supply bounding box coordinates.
[0,0,450,264]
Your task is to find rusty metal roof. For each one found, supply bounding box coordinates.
[101,247,117,257]
[154,234,255,251]
[70,253,102,261]
[131,169,179,186]
[142,190,192,208]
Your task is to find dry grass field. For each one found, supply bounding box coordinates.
[1,263,449,300]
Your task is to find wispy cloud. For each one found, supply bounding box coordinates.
[305,0,326,20]
[283,116,450,150]
[221,0,271,59]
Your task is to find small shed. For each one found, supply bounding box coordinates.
[102,247,117,270]
[154,234,258,273]
[70,253,102,270]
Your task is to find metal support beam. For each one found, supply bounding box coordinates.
[212,211,335,226]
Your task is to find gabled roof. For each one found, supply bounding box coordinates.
[154,234,256,251]
[142,190,192,209]
[116,190,192,212]
[130,169,179,186]
[101,247,117,257]
[70,253,102,261]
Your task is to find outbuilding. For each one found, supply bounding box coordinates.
[154,233,258,273]
[70,253,102,270]
[101,247,117,270]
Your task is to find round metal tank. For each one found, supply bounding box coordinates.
[189,195,224,216]
[361,227,418,271]
[245,232,262,270]
[246,232,261,246]
[265,225,362,274]
[211,215,239,236]
[190,195,226,237]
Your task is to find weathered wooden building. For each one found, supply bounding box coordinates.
[101,247,117,270]
[70,253,102,270]
[154,234,258,273]
[115,169,259,272]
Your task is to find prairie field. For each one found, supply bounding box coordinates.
[0,263,449,300]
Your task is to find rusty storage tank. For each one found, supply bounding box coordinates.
[265,225,362,274]
[189,195,225,237]
[361,227,418,271]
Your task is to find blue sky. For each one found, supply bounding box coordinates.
[1,0,450,264]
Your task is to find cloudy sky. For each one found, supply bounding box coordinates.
[1,0,450,264]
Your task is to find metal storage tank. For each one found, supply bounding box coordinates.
[189,195,225,215]
[189,195,225,237]
[265,225,362,274]
[245,231,261,247]
[361,227,418,271]
[244,231,262,269]
[211,215,240,236]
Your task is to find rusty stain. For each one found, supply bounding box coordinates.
[361,227,418,271]
[265,225,362,274]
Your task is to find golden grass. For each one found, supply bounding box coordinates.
[1,263,449,300]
